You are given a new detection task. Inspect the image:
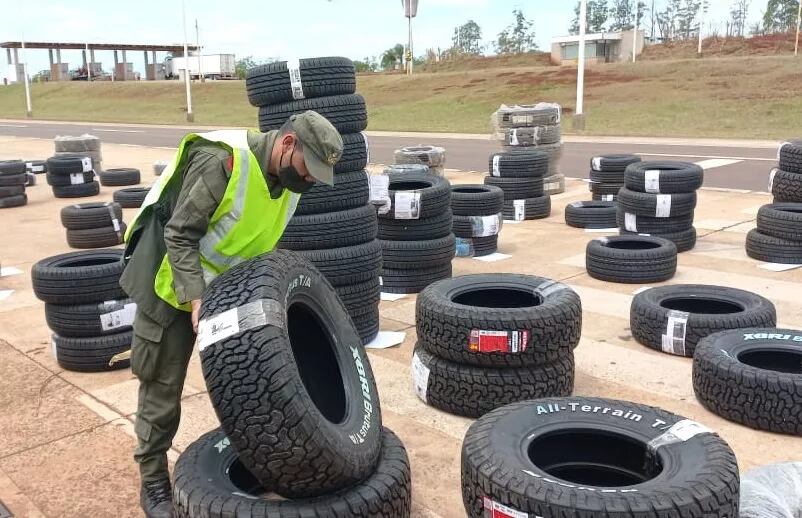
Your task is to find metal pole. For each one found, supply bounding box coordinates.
[182,0,194,122]
[697,1,704,55]
[408,15,413,75]
[86,43,92,81]
[795,0,801,56]
[574,0,587,130]
[632,2,638,63]
[196,19,204,82]
[21,38,32,117]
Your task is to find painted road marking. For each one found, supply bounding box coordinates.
[695,158,742,170]
[91,128,145,133]
[0,124,28,128]
[643,152,774,162]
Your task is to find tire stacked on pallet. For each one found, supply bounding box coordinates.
[46,155,100,198]
[484,151,551,225]
[494,103,565,194]
[393,146,446,177]
[174,251,412,516]
[618,161,703,252]
[450,184,504,257]
[61,202,126,249]
[31,249,133,372]
[771,140,802,202]
[588,154,641,201]
[412,274,581,418]
[54,134,103,173]
[377,171,455,292]
[248,57,378,344]
[0,160,29,208]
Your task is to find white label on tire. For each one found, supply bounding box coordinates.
[70,173,86,185]
[81,157,92,172]
[199,300,286,352]
[362,132,370,164]
[648,419,712,451]
[492,155,501,176]
[601,194,614,201]
[544,182,558,191]
[482,497,528,518]
[411,352,430,403]
[644,170,661,193]
[592,156,602,171]
[624,213,637,232]
[511,114,533,125]
[111,218,121,232]
[369,175,391,215]
[286,58,304,100]
[51,337,58,360]
[32,165,44,172]
[472,214,502,237]
[661,310,689,356]
[655,195,671,218]
[513,199,526,221]
[768,168,778,191]
[509,128,519,146]
[99,303,137,331]
[394,192,421,219]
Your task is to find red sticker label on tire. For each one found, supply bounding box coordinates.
[483,497,528,518]
[469,329,529,353]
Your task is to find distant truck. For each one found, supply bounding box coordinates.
[165,54,236,80]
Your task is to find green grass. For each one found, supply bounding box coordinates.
[1,54,800,139]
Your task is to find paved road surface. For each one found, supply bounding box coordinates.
[0,120,778,191]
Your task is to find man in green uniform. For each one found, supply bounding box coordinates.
[120,111,343,518]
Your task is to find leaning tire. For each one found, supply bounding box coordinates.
[295,169,369,216]
[60,202,123,230]
[53,181,100,198]
[32,249,126,304]
[412,345,574,418]
[246,57,356,106]
[586,235,677,283]
[416,274,581,367]
[198,250,382,498]
[173,427,411,518]
[565,201,617,229]
[52,331,132,372]
[461,397,740,518]
[98,167,140,187]
[630,284,777,357]
[624,161,704,193]
[258,94,367,134]
[113,187,150,208]
[745,228,802,264]
[280,205,377,250]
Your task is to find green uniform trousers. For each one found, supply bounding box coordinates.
[131,308,195,481]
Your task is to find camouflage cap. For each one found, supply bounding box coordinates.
[291,111,343,186]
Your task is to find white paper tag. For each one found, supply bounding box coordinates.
[655,195,672,218]
[649,419,712,451]
[513,199,526,222]
[394,192,421,220]
[286,58,304,100]
[511,114,533,125]
[99,303,137,331]
[601,194,614,201]
[197,307,240,352]
[25,161,32,169]
[51,338,58,360]
[70,172,86,185]
[369,174,389,202]
[81,157,92,172]
[768,168,778,191]
[492,155,501,176]
[544,182,558,191]
[509,128,519,146]
[661,310,689,356]
[474,214,502,237]
[31,164,44,172]
[111,218,121,232]
[411,352,430,403]
[592,156,602,171]
[624,213,637,232]
[644,170,661,193]
[362,132,370,164]
[482,497,528,518]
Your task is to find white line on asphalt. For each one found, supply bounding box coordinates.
[643,152,774,162]
[91,128,145,133]
[694,158,742,170]
[0,124,28,128]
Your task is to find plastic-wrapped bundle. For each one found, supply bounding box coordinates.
[394,146,446,176]
[54,134,102,153]
[740,462,802,518]
[491,103,562,132]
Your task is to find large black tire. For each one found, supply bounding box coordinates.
[0,159,26,175]
[295,240,382,287]
[496,105,560,128]
[380,263,452,294]
[586,235,677,283]
[0,185,25,197]
[589,178,624,194]
[617,187,697,218]
[377,209,453,241]
[693,328,802,436]
[461,398,740,518]
[755,203,802,240]
[295,170,368,215]
[199,250,382,498]
[52,331,132,372]
[31,249,126,304]
[337,132,368,174]
[502,195,551,221]
[779,140,802,174]
[450,184,504,216]
[45,298,135,338]
[66,223,126,249]
[416,274,581,367]
[379,234,455,269]
[0,193,27,208]
[334,277,380,313]
[46,155,94,175]
[452,214,502,238]
[488,152,548,178]
[98,167,140,187]
[630,284,777,357]
[258,94,367,134]
[455,235,499,257]
[0,173,27,187]
[52,181,100,198]
[624,161,704,193]
[745,229,802,264]
[564,201,617,229]
[771,168,802,203]
[246,57,356,106]
[46,171,94,187]
[60,202,123,230]
[113,187,150,208]
[483,176,543,200]
[380,171,451,220]
[500,125,561,146]
[590,153,641,172]
[173,428,411,518]
[280,205,377,250]
[616,209,694,234]
[412,345,574,418]
[620,226,698,253]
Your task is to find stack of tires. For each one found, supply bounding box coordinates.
[175,251,411,517]
[771,140,802,202]
[617,161,703,252]
[113,187,150,208]
[394,146,446,177]
[247,57,378,344]
[98,167,140,187]
[494,103,564,195]
[484,151,551,223]
[54,134,102,173]
[0,160,29,208]
[450,184,503,257]
[61,202,126,249]
[588,154,641,201]
[378,171,455,292]
[46,155,100,198]
[412,274,581,418]
[31,249,132,372]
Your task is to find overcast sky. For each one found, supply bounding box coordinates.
[1,0,764,78]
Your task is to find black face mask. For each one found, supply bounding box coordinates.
[278,145,314,194]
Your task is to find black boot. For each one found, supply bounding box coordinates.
[140,476,174,518]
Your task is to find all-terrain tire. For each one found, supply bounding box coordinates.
[113,187,150,208]
[745,229,802,264]
[52,181,100,198]
[586,235,677,283]
[380,263,452,294]
[31,249,126,304]
[617,187,697,218]
[484,176,543,200]
[295,170,369,216]
[60,202,123,230]
[502,195,551,221]
[565,201,617,229]
[246,57,356,106]
[779,140,802,174]
[379,234,455,269]
[625,161,704,193]
[488,152,548,178]
[378,209,453,241]
[52,331,132,372]
[450,184,504,216]
[258,94,367,134]
[280,205,377,250]
[771,168,802,202]
[98,167,141,187]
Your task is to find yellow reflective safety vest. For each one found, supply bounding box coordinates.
[125,130,300,311]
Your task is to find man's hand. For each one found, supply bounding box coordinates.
[191,299,202,333]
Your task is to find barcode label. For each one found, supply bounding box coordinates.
[661,310,689,356]
[644,170,661,193]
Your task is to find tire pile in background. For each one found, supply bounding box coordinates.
[617,161,703,252]
[61,202,126,249]
[246,56,379,344]
[54,134,103,173]
[31,249,132,372]
[378,171,455,292]
[99,167,140,187]
[485,151,551,224]
[393,145,446,176]
[0,160,30,208]
[411,274,581,418]
[450,184,503,257]
[46,155,100,198]
[747,140,802,263]
[494,103,565,195]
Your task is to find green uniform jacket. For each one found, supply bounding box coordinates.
[120,130,281,328]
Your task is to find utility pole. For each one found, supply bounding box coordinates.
[795,0,801,56]
[574,0,587,130]
[195,19,204,82]
[21,37,32,117]
[86,43,92,81]
[182,0,194,122]
[697,1,704,55]
[632,2,639,63]
[402,0,418,75]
